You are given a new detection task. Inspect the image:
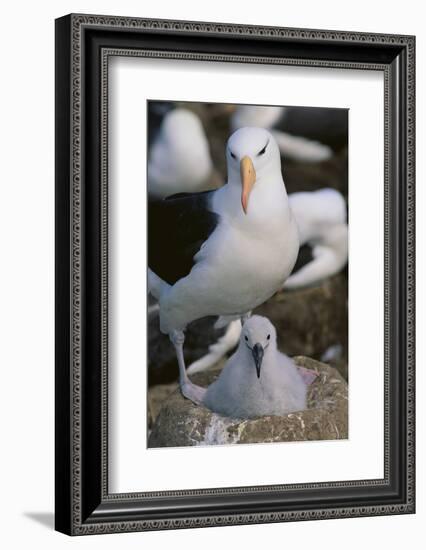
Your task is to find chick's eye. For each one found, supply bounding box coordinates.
[244,335,248,341]
[230,150,236,159]
[267,334,271,340]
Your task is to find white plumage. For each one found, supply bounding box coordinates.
[148,108,214,199]
[203,316,308,418]
[284,188,348,289]
[231,105,285,131]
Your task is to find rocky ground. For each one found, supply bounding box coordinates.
[148,356,348,447]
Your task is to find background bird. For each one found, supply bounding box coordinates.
[285,188,348,289]
[231,105,334,163]
[148,127,299,404]
[148,108,219,199]
[203,315,309,418]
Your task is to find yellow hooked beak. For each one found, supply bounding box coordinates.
[240,156,256,214]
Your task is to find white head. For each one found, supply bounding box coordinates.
[240,315,277,379]
[226,127,282,214]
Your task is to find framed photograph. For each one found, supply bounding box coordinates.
[55,14,415,535]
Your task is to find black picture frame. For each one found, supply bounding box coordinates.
[55,13,415,535]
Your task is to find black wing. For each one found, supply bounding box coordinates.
[148,191,219,285]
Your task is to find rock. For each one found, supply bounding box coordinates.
[148,380,178,429]
[148,356,348,448]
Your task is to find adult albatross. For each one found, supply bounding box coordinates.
[148,127,299,404]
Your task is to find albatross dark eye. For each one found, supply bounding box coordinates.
[244,335,248,341]
[230,150,237,159]
[257,142,268,156]
[267,334,271,340]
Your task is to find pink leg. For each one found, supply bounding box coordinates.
[169,330,206,405]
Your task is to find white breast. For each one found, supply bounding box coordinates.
[203,349,307,418]
[159,179,299,332]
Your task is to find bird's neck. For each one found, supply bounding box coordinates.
[215,176,290,229]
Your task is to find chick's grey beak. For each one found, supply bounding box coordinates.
[252,343,264,379]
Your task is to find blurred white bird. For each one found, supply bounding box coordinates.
[148,127,299,404]
[203,316,309,418]
[148,108,215,199]
[285,188,348,289]
[231,105,285,131]
[231,105,333,163]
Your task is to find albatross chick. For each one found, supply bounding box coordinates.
[203,316,310,418]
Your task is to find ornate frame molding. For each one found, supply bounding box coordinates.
[55,13,415,535]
